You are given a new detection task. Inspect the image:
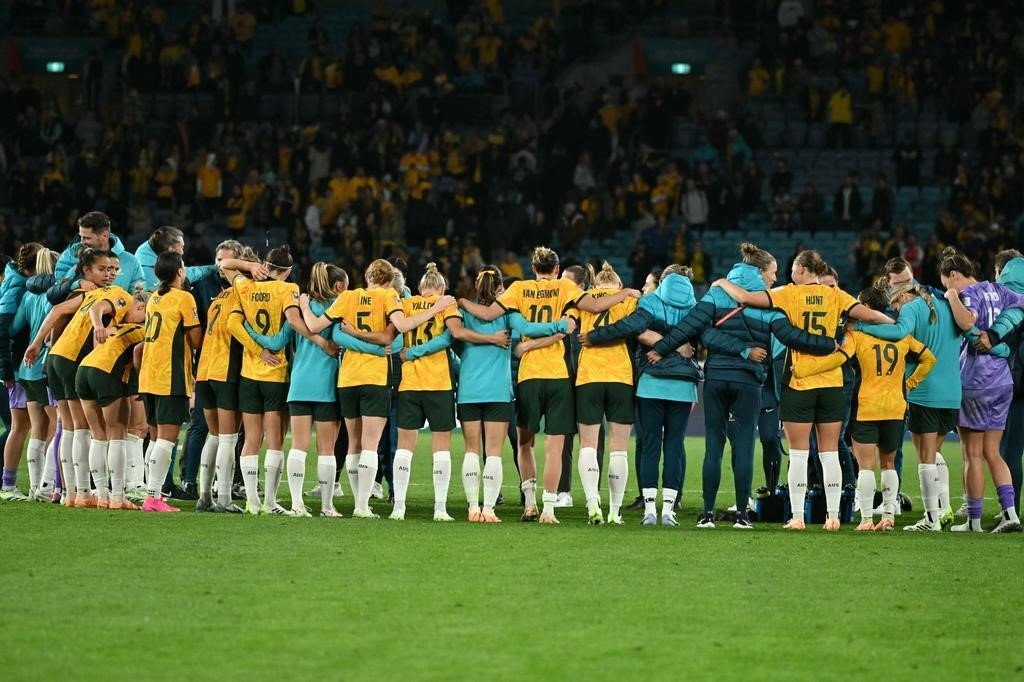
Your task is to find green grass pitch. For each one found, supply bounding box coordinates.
[2,433,1021,679]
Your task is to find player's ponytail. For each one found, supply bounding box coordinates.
[564,264,594,290]
[592,261,621,288]
[475,265,502,306]
[794,249,829,277]
[16,242,44,276]
[938,247,975,279]
[308,262,348,302]
[887,282,936,324]
[265,244,293,273]
[419,262,447,293]
[155,252,184,295]
[34,248,58,276]
[739,242,775,271]
[531,246,560,275]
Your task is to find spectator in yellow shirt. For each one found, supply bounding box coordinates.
[747,58,770,97]
[827,78,853,148]
[498,251,524,279]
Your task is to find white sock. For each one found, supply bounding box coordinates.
[146,439,174,498]
[126,434,145,489]
[482,456,502,510]
[643,486,657,516]
[240,454,261,510]
[356,450,378,511]
[41,438,56,490]
[345,453,360,498]
[432,451,451,514]
[108,439,126,500]
[72,429,92,493]
[521,478,537,509]
[317,456,336,512]
[820,450,842,519]
[286,449,306,509]
[264,449,284,507]
[199,435,219,501]
[934,452,949,514]
[541,489,557,516]
[880,469,899,517]
[661,488,678,518]
[142,438,155,488]
[58,429,74,494]
[918,463,939,525]
[215,433,237,506]
[607,451,628,517]
[26,438,45,492]
[392,449,413,514]
[462,452,481,512]
[578,446,601,512]
[857,470,875,522]
[788,449,809,521]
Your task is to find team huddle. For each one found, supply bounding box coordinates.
[2,209,1024,533]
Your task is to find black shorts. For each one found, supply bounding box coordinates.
[850,419,905,452]
[289,400,340,422]
[516,379,575,435]
[238,377,288,414]
[46,354,78,402]
[338,385,391,419]
[397,390,455,431]
[197,380,238,412]
[906,403,958,436]
[458,401,512,423]
[75,366,128,407]
[779,386,847,424]
[142,393,191,427]
[576,382,635,425]
[22,378,52,406]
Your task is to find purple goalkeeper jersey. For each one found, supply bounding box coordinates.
[960,280,1024,389]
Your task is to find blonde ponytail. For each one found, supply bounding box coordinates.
[419,262,447,293]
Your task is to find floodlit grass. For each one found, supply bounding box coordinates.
[2,434,1021,680]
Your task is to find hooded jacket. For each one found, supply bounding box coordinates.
[28,233,145,305]
[990,257,1024,396]
[0,261,29,381]
[653,263,836,387]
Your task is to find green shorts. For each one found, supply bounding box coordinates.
[338,385,391,419]
[906,403,958,436]
[238,377,288,414]
[289,400,340,422]
[850,419,905,452]
[45,354,79,402]
[576,382,635,425]
[75,366,128,407]
[142,393,191,427]
[397,390,455,431]
[516,379,575,435]
[458,401,513,423]
[22,378,52,406]
[779,386,848,424]
[196,380,238,412]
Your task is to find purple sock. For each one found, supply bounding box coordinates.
[1,467,16,488]
[997,484,1016,511]
[967,497,984,521]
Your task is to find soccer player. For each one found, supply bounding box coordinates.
[24,249,132,508]
[857,281,963,531]
[794,287,935,531]
[459,247,635,524]
[661,243,837,529]
[713,249,893,531]
[940,248,1024,532]
[75,294,149,509]
[137,252,203,513]
[456,266,571,523]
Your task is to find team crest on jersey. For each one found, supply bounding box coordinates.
[292,291,300,300]
[117,298,126,307]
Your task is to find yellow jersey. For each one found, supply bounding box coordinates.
[80,323,144,385]
[50,286,133,362]
[398,295,461,392]
[497,278,582,382]
[231,275,300,383]
[795,331,935,422]
[767,283,859,391]
[325,287,402,388]
[138,288,201,397]
[576,289,636,386]
[196,289,262,383]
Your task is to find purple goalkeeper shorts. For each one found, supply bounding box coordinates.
[7,382,27,410]
[959,386,1013,432]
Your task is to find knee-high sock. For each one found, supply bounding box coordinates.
[345,453,360,498]
[72,429,92,493]
[26,438,45,492]
[107,439,127,499]
[286,449,306,509]
[239,454,260,509]
[198,435,219,500]
[215,433,237,506]
[880,469,899,517]
[918,463,939,524]
[356,450,378,511]
[263,449,284,507]
[58,429,74,494]
[126,434,145,489]
[41,438,56,489]
[433,451,451,513]
[788,449,809,521]
[857,470,875,521]
[391,449,412,514]
[934,452,949,514]
[146,439,174,499]
[462,452,480,511]
[482,456,503,510]
[578,446,601,511]
[820,451,842,519]
[607,451,628,517]
[317,456,336,512]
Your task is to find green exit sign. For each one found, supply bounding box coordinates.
[671,62,691,75]
[46,61,65,73]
